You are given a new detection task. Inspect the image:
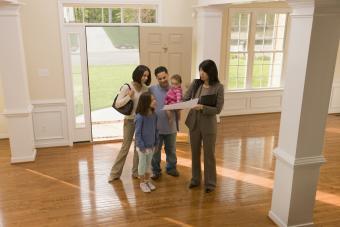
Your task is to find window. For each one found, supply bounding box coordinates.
[226,10,288,90]
[63,6,157,24]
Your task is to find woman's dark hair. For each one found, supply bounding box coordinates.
[132,65,151,86]
[199,59,219,85]
[136,92,154,116]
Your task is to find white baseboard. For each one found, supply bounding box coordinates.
[0,133,8,139]
[11,148,36,163]
[269,211,287,227]
[35,141,69,148]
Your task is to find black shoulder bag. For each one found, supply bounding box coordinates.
[112,84,133,115]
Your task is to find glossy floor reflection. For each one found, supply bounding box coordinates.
[0,113,340,226]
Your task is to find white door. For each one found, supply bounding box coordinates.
[140,27,192,87]
[63,26,92,142]
[140,27,192,133]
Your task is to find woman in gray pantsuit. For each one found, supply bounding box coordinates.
[183,59,224,193]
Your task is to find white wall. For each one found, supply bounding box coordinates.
[162,0,197,27]
[20,0,65,100]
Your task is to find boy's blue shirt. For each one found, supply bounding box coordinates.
[149,84,177,134]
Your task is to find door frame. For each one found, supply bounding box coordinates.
[60,25,93,143]
[58,0,161,144]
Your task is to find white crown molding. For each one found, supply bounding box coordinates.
[59,0,161,6]
[273,148,326,167]
[194,6,224,17]
[197,0,285,7]
[1,105,33,117]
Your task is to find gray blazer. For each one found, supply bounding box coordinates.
[183,80,224,134]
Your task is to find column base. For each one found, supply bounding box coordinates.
[11,148,36,163]
[4,107,36,164]
[269,210,314,227]
[270,148,324,227]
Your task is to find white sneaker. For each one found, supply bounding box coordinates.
[140,182,151,193]
[146,181,156,191]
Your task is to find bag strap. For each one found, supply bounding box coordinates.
[120,83,131,91]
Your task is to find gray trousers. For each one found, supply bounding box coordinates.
[110,119,139,178]
[189,126,217,189]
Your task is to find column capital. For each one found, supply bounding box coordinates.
[0,0,21,7]
[0,1,23,16]
[287,0,315,16]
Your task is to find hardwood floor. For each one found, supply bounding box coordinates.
[0,113,340,226]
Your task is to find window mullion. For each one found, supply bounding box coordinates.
[247,12,256,89]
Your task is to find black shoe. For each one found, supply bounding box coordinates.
[205,188,215,193]
[151,173,161,180]
[166,169,179,177]
[188,183,199,189]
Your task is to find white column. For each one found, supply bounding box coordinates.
[195,6,223,75]
[269,0,340,226]
[0,1,36,163]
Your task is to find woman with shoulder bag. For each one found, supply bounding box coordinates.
[183,59,224,193]
[108,65,151,182]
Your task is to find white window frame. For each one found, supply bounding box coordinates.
[225,7,290,91]
[62,2,160,26]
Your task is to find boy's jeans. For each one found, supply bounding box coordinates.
[151,133,177,175]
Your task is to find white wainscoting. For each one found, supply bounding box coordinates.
[0,114,8,139]
[32,99,69,148]
[220,83,340,117]
[221,89,283,116]
[0,115,8,139]
[329,82,340,113]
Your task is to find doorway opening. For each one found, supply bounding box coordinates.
[85,26,140,141]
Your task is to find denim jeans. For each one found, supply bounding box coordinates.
[151,133,177,174]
